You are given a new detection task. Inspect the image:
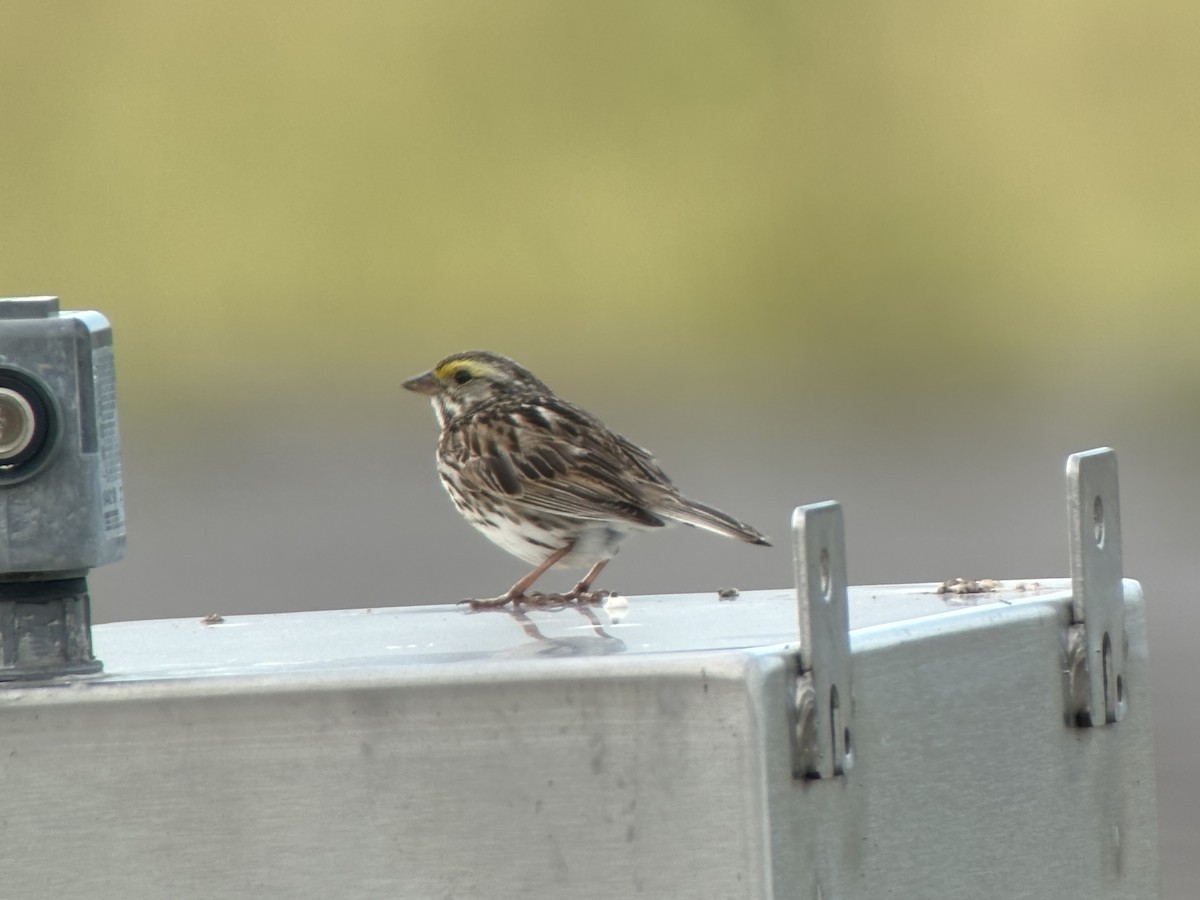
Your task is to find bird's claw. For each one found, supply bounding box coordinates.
[460,594,517,610]
[459,588,611,611]
[527,589,609,607]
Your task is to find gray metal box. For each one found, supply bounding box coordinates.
[0,578,1157,898]
[0,296,125,573]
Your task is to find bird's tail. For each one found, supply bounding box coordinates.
[660,496,771,546]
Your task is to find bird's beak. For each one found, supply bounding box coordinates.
[402,370,440,396]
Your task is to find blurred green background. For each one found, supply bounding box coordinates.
[3,2,1197,892]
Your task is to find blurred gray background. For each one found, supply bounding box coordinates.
[4,3,1196,894]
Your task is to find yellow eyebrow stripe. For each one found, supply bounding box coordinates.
[434,359,489,382]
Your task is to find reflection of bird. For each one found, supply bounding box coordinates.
[503,606,626,657]
[403,350,770,608]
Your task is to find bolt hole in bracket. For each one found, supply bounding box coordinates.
[791,501,853,780]
[1066,448,1127,726]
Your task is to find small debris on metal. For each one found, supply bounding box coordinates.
[201,612,225,625]
[717,587,740,600]
[1013,581,1042,592]
[602,592,629,623]
[936,578,1002,595]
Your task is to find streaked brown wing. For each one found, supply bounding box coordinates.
[447,403,670,528]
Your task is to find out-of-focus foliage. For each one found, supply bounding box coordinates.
[2,1,1197,410]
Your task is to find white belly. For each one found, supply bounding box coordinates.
[479,516,641,569]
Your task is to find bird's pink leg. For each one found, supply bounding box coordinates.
[559,559,610,604]
[465,544,572,609]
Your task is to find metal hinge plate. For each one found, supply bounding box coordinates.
[791,501,853,779]
[1066,447,1127,726]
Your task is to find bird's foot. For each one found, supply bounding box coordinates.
[459,593,521,610]
[525,588,609,607]
[459,588,610,611]
[573,589,610,605]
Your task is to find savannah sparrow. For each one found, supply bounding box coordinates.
[403,351,770,607]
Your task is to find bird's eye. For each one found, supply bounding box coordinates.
[453,369,473,385]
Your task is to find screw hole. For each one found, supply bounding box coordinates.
[1102,631,1118,724]
[1092,495,1105,548]
[818,547,831,602]
[829,683,840,768]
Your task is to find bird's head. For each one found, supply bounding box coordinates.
[403,350,551,426]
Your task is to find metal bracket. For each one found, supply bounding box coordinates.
[1066,448,1126,726]
[791,501,853,779]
